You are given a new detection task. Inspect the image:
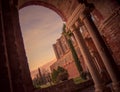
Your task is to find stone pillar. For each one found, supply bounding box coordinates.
[0,1,12,92]
[69,24,105,92]
[53,44,60,59]
[80,6,120,91]
[10,4,34,92]
[1,1,25,92]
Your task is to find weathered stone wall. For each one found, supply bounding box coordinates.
[18,0,79,21]
[64,61,80,79]
[89,0,119,19]
[101,14,120,66]
[90,0,120,67]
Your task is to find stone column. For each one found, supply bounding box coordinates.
[53,44,60,59]
[10,4,34,92]
[80,6,120,91]
[1,1,25,92]
[0,1,12,92]
[69,24,105,92]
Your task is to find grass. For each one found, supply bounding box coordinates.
[35,77,86,89]
[40,83,51,88]
[40,83,53,88]
[35,82,55,89]
[73,77,86,84]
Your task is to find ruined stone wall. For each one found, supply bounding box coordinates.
[64,61,80,79]
[89,0,120,66]
[18,0,79,21]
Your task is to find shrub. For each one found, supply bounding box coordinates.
[57,71,69,81]
[51,66,69,83]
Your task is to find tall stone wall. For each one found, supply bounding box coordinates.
[90,0,120,67]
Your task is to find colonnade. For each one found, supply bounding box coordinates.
[0,0,120,92]
[66,4,120,92]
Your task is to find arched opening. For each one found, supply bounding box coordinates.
[19,5,63,74]
[0,0,120,92]
[1,0,120,92]
[19,1,67,22]
[13,1,76,91]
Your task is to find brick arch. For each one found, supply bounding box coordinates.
[18,0,79,22]
[19,1,67,21]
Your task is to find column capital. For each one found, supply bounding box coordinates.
[79,8,90,22]
[75,19,83,28]
[70,24,80,33]
[79,3,94,22]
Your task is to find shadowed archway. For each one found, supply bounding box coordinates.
[18,0,79,22]
[1,0,120,92]
[0,0,80,92]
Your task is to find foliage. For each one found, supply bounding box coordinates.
[62,24,83,75]
[57,71,69,81]
[40,82,53,88]
[73,77,86,84]
[67,39,83,73]
[80,71,87,80]
[51,66,69,83]
[62,24,66,33]
[57,66,66,73]
[51,69,59,83]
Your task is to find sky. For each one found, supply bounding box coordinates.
[19,5,63,71]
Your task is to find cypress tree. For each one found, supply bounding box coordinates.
[62,24,83,75]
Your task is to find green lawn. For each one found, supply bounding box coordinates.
[34,82,55,89]
[35,77,86,89]
[73,77,86,84]
[40,82,54,88]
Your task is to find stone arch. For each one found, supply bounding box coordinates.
[19,1,67,21]
[18,0,79,22]
[1,0,120,92]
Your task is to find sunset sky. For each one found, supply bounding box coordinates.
[19,5,63,71]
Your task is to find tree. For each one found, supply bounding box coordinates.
[57,66,69,81]
[51,69,59,83]
[57,71,69,81]
[51,66,69,83]
[62,24,83,75]
[57,66,66,73]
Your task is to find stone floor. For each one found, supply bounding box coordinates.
[34,86,95,92]
[80,86,95,92]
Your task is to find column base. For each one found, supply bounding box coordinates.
[112,81,120,92]
[95,84,105,92]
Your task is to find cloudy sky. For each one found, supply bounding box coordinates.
[19,5,63,71]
